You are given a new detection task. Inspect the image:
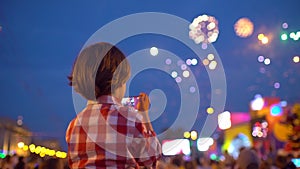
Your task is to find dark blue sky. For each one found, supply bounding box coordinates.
[0,0,299,150]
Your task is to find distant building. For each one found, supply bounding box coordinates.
[0,117,32,156]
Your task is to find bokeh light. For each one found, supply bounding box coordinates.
[191,58,198,65]
[282,22,288,29]
[206,107,214,114]
[251,96,264,111]
[270,105,283,116]
[189,86,196,93]
[293,56,299,63]
[201,43,208,50]
[184,131,191,138]
[264,58,271,65]
[258,34,265,41]
[208,61,217,70]
[207,54,214,60]
[190,131,198,140]
[23,145,28,151]
[17,142,25,148]
[218,111,231,130]
[197,137,214,151]
[162,139,191,156]
[234,17,254,38]
[181,64,187,70]
[165,58,172,65]
[281,33,288,41]
[150,47,158,56]
[288,31,300,41]
[183,70,190,78]
[189,14,219,44]
[274,82,280,89]
[261,36,269,44]
[280,101,287,107]
[258,55,264,62]
[175,77,182,83]
[202,59,209,66]
[17,143,67,158]
[210,154,217,160]
[171,71,178,78]
[289,32,296,39]
[186,59,192,65]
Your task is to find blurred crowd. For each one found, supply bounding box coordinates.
[0,154,69,169]
[0,147,298,169]
[157,148,298,169]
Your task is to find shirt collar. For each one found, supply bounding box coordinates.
[87,95,122,106]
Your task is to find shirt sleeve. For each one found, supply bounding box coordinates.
[129,120,162,168]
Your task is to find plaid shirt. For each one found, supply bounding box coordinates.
[66,96,161,169]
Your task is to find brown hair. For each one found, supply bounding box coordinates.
[68,42,130,100]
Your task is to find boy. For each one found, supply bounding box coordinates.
[66,42,161,169]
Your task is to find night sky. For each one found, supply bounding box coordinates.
[1,0,299,150]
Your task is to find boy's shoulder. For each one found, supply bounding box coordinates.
[116,104,143,122]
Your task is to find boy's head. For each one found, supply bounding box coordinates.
[69,42,131,100]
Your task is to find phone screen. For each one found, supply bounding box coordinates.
[121,96,139,108]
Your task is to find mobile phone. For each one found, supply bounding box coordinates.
[121,96,139,108]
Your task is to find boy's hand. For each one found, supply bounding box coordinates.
[137,93,150,112]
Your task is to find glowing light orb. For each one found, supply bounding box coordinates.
[189,86,196,93]
[258,55,264,62]
[189,14,219,44]
[191,58,198,65]
[181,64,187,70]
[165,58,172,65]
[282,23,288,29]
[184,131,191,138]
[171,71,178,78]
[280,101,287,107]
[251,96,264,111]
[207,54,214,60]
[234,17,254,38]
[202,59,209,66]
[23,145,28,151]
[258,34,265,41]
[209,61,217,70]
[261,37,269,44]
[289,32,296,39]
[18,142,25,148]
[190,131,198,140]
[186,59,192,65]
[270,105,283,116]
[206,107,214,114]
[175,77,182,83]
[281,33,288,41]
[150,47,158,56]
[293,56,299,63]
[274,82,280,89]
[210,154,217,160]
[202,43,208,49]
[264,58,271,65]
[183,70,190,78]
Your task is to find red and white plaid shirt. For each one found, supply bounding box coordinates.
[66,95,161,169]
